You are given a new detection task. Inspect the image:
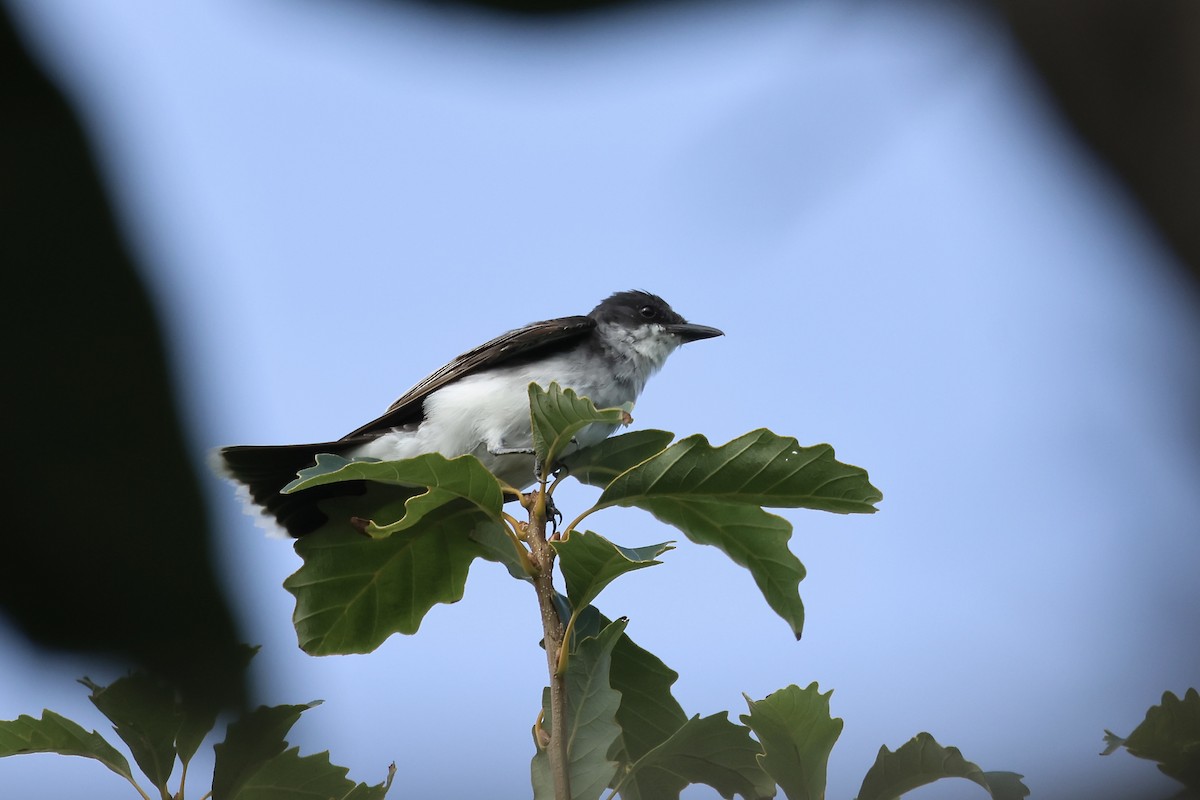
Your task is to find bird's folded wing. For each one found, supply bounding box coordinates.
[339,314,597,439]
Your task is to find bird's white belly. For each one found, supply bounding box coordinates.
[351,357,634,489]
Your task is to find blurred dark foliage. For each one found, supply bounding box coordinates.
[414,0,1200,287]
[0,7,247,711]
[993,0,1200,289]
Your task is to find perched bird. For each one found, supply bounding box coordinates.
[216,290,722,537]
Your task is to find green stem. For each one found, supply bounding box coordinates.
[175,756,187,800]
[562,505,598,537]
[555,608,581,676]
[122,775,155,800]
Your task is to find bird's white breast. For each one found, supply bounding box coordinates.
[350,348,644,489]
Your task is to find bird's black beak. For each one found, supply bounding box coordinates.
[666,323,724,343]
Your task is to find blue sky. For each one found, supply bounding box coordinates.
[4,1,1199,798]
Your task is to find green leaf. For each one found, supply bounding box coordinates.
[1104,688,1200,790]
[570,606,688,768]
[590,431,880,638]
[470,522,534,582]
[529,382,629,467]
[176,644,255,766]
[553,531,673,612]
[175,703,219,767]
[230,746,391,800]
[284,452,503,525]
[285,503,500,655]
[81,673,183,791]
[633,499,806,638]
[617,713,775,800]
[561,429,675,489]
[0,709,135,783]
[598,430,882,514]
[855,732,1029,800]
[211,702,318,800]
[532,619,625,800]
[342,762,397,800]
[741,683,843,800]
[979,772,1033,800]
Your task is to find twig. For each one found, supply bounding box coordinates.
[527,481,571,799]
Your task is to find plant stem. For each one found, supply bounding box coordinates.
[528,482,571,800]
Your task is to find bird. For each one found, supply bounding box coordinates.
[215,290,723,537]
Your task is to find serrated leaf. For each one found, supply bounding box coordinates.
[741,683,843,800]
[855,732,1029,800]
[606,621,688,766]
[532,619,625,800]
[342,763,397,800]
[1100,729,1126,756]
[0,709,134,783]
[598,430,882,514]
[617,713,775,800]
[284,452,503,524]
[979,772,1032,800]
[571,606,689,771]
[231,746,391,800]
[553,531,673,612]
[529,382,629,467]
[211,702,318,800]
[561,429,675,488]
[1105,688,1200,790]
[176,644,256,766]
[590,431,880,638]
[81,673,182,790]
[285,504,499,655]
[568,609,691,767]
[630,498,806,638]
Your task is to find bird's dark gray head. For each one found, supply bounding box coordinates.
[589,290,723,344]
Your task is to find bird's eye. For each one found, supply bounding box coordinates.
[639,305,657,319]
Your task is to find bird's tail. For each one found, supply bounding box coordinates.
[214,441,365,537]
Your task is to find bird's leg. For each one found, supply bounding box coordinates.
[546,494,563,537]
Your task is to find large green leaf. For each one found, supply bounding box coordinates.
[561,429,675,489]
[0,709,134,783]
[285,503,500,655]
[855,732,1029,800]
[553,531,673,613]
[231,746,391,800]
[529,383,629,468]
[616,713,775,800]
[741,683,843,800]
[81,673,184,791]
[532,619,625,800]
[598,430,882,514]
[590,431,880,638]
[284,452,503,527]
[211,702,317,800]
[1103,688,1200,790]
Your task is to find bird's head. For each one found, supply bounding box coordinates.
[589,290,723,379]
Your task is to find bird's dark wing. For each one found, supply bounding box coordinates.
[340,314,597,439]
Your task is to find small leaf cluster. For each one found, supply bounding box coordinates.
[0,667,393,800]
[1103,688,1200,793]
